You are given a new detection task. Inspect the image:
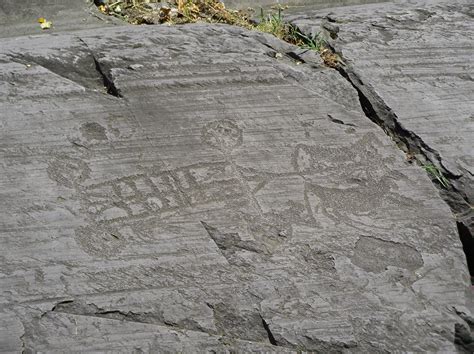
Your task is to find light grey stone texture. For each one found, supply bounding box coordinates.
[0,0,124,38]
[291,0,473,213]
[224,0,391,10]
[291,4,474,322]
[0,17,471,354]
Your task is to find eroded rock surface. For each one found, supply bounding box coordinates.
[291,0,474,267]
[0,17,471,353]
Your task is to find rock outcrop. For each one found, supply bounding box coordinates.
[0,1,472,352]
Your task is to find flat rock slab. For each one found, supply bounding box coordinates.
[225,0,391,10]
[0,0,123,38]
[0,22,471,352]
[291,0,473,211]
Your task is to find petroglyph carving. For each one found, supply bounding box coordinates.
[74,225,126,257]
[351,236,423,273]
[80,122,108,141]
[292,133,415,224]
[81,162,246,225]
[47,155,91,188]
[48,129,415,258]
[201,119,242,151]
[293,132,389,180]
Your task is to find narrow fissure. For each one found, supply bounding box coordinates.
[52,300,165,326]
[50,300,214,336]
[260,316,278,346]
[457,222,474,281]
[455,323,474,352]
[92,55,122,98]
[20,332,26,354]
[90,0,474,288]
[335,64,474,283]
[8,50,122,99]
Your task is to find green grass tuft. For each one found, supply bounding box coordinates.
[422,163,450,188]
[255,7,327,52]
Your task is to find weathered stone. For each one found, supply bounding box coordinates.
[224,0,390,10]
[291,0,474,279]
[0,8,471,353]
[292,3,473,192]
[290,0,474,347]
[0,0,123,38]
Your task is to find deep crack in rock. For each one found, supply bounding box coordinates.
[455,323,474,352]
[78,36,122,98]
[454,307,474,330]
[457,221,474,283]
[260,316,278,346]
[1,4,472,351]
[92,54,122,98]
[334,64,474,282]
[8,40,122,99]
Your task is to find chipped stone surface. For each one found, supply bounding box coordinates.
[0,16,471,353]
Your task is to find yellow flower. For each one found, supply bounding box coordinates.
[38,17,52,29]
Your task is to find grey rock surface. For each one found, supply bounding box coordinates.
[0,8,471,354]
[291,0,473,218]
[0,0,123,38]
[225,0,390,10]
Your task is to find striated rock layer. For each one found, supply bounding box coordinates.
[291,0,474,274]
[0,12,471,353]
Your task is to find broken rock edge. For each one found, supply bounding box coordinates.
[285,16,474,285]
[8,20,471,351]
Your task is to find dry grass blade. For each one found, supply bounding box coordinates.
[93,0,339,67]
